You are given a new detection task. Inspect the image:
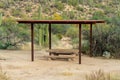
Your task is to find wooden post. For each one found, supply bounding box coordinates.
[90,24,93,57]
[49,23,51,55]
[31,23,34,61]
[79,24,82,64]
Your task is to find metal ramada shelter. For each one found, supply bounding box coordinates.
[17,20,105,64]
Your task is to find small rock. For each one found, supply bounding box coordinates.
[103,51,111,59]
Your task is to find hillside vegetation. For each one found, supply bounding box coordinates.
[0,0,120,58]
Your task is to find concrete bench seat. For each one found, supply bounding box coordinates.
[44,55,75,61]
[46,49,79,55]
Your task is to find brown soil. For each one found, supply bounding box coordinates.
[0,50,120,80]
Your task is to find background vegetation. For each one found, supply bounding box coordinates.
[0,0,120,58]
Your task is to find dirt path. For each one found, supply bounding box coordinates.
[0,50,120,80]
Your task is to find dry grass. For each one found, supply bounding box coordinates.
[85,69,120,80]
[60,71,73,76]
[86,69,110,80]
[0,65,10,80]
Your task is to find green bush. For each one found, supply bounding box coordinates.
[68,0,78,6]
[12,8,22,17]
[83,23,120,57]
[66,26,79,38]
[54,2,64,11]
[68,11,76,19]
[92,11,106,20]
[43,7,50,14]
[66,26,79,49]
[72,38,79,49]
[51,34,59,45]
[51,24,68,35]
[0,18,30,49]
[82,40,89,54]
[56,34,62,40]
[0,2,7,9]
[25,5,32,12]
[84,9,120,57]
[76,6,84,12]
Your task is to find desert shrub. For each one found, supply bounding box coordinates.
[51,24,68,35]
[66,26,79,49]
[60,0,67,3]
[12,9,19,16]
[106,25,120,58]
[43,7,50,14]
[25,5,32,12]
[66,26,79,39]
[81,10,120,57]
[86,70,110,80]
[54,2,64,11]
[38,0,47,4]
[86,69,120,80]
[0,2,6,8]
[68,0,78,6]
[104,6,116,15]
[72,38,79,49]
[76,6,84,12]
[12,8,23,17]
[51,34,59,45]
[68,11,76,19]
[52,13,63,20]
[92,11,106,20]
[0,18,30,49]
[56,34,62,40]
[81,40,89,54]
[83,23,120,57]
